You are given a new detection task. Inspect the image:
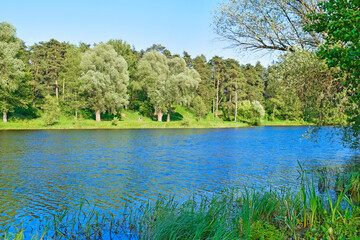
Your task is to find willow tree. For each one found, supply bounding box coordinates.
[137,51,200,122]
[80,43,129,122]
[0,22,25,123]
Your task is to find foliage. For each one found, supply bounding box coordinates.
[42,95,60,126]
[335,161,360,201]
[242,63,264,103]
[251,100,265,122]
[190,96,208,121]
[306,0,360,148]
[0,20,352,127]
[137,51,200,121]
[223,59,246,121]
[238,100,265,124]
[0,22,26,122]
[80,43,129,121]
[59,45,85,119]
[111,117,119,126]
[107,39,139,80]
[193,55,213,110]
[265,49,348,123]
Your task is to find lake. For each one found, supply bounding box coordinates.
[0,127,355,232]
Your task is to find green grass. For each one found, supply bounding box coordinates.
[0,106,310,130]
[261,119,310,126]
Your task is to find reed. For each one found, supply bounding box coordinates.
[3,166,360,239]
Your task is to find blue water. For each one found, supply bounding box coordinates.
[0,127,355,232]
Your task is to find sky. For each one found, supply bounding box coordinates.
[0,0,277,66]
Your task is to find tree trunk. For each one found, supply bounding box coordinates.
[229,85,232,102]
[272,105,276,121]
[3,109,7,123]
[32,89,36,107]
[33,68,38,107]
[55,78,59,104]
[75,92,78,121]
[213,71,216,115]
[95,109,101,122]
[167,110,170,122]
[234,91,238,122]
[216,77,220,118]
[212,99,215,114]
[62,78,65,101]
[157,111,163,122]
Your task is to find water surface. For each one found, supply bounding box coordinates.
[0,127,354,231]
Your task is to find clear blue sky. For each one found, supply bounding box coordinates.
[0,0,275,66]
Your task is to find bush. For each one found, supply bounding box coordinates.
[42,95,60,126]
[190,96,208,121]
[111,117,119,126]
[238,100,265,124]
[139,101,155,118]
[182,118,191,126]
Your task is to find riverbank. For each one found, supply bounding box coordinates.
[0,119,308,130]
[0,110,308,130]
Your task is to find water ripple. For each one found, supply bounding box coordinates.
[0,127,354,231]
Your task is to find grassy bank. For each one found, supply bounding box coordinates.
[4,168,360,239]
[0,106,308,130]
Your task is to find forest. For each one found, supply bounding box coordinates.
[0,0,358,135]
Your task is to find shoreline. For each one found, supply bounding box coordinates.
[0,122,313,131]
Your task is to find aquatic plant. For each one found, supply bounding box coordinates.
[3,167,360,239]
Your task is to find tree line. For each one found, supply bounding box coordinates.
[0,17,352,126]
[213,0,359,148]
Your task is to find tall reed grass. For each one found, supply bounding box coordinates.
[3,166,360,239]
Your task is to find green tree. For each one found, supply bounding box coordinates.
[237,100,265,124]
[209,56,226,118]
[265,50,347,122]
[29,39,68,106]
[45,39,68,102]
[107,39,140,111]
[306,0,360,148]
[146,44,172,58]
[0,22,26,123]
[137,51,200,122]
[183,51,194,68]
[42,94,59,126]
[80,43,129,122]
[191,96,208,121]
[193,55,213,113]
[242,64,264,103]
[223,59,246,121]
[59,45,84,120]
[107,39,139,81]
[29,42,47,107]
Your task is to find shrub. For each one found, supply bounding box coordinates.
[190,96,208,121]
[42,95,60,126]
[182,118,191,126]
[238,100,265,124]
[111,117,119,126]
